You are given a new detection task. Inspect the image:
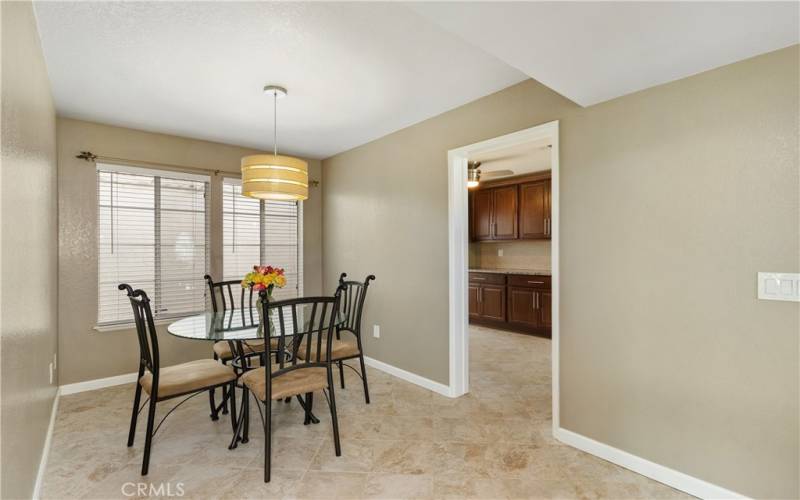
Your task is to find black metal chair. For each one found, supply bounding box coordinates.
[204,274,276,418]
[120,284,237,476]
[296,273,375,403]
[240,292,342,482]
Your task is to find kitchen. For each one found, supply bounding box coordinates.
[467,139,552,337]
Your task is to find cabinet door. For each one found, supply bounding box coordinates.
[539,291,552,328]
[468,284,481,319]
[472,189,493,241]
[480,285,506,321]
[519,181,548,239]
[492,186,518,240]
[468,191,475,241]
[508,286,537,327]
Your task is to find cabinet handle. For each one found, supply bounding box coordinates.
[527,281,545,285]
[545,218,550,236]
[532,293,536,310]
[472,277,486,280]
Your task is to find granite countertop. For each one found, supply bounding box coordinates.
[469,268,551,276]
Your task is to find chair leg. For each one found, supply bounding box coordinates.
[326,380,341,457]
[209,388,219,421]
[338,360,345,389]
[242,388,250,444]
[358,354,371,404]
[303,392,314,425]
[127,382,143,447]
[220,355,229,415]
[228,381,237,434]
[264,398,272,483]
[141,394,158,476]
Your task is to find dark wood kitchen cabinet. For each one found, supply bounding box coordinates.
[470,185,518,241]
[469,272,551,337]
[519,180,550,239]
[469,172,549,241]
[492,186,518,240]
[471,189,493,241]
[468,273,507,322]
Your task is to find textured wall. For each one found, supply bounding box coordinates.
[57,118,323,385]
[1,2,59,498]
[322,46,799,498]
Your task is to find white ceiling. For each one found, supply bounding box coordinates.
[471,139,551,180]
[34,2,798,159]
[33,2,525,159]
[410,2,799,106]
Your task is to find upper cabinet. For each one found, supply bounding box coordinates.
[471,186,518,241]
[469,172,550,241]
[492,186,518,240]
[519,179,551,239]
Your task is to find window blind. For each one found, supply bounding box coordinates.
[223,178,302,300]
[97,164,209,326]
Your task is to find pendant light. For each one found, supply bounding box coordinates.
[241,85,309,200]
[467,161,481,188]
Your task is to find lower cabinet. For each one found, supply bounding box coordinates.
[469,272,551,336]
[508,287,549,329]
[479,285,506,322]
[469,282,506,322]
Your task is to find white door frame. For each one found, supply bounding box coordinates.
[447,120,560,429]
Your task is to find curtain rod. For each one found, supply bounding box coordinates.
[76,151,320,186]
[76,151,224,176]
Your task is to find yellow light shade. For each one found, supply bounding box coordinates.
[241,154,309,200]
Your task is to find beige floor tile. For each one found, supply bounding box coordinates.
[295,471,367,499]
[362,473,434,499]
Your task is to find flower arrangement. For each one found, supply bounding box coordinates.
[241,265,287,296]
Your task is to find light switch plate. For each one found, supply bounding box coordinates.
[758,272,800,302]
[498,249,504,257]
[373,325,380,338]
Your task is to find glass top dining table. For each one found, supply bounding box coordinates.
[167,305,345,342]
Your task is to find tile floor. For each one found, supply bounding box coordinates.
[41,326,691,499]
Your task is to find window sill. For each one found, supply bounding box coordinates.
[93,315,198,332]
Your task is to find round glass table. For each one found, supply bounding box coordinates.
[167,306,345,342]
[167,305,345,448]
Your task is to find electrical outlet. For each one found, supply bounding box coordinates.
[498,248,504,257]
[373,325,380,338]
[49,363,53,384]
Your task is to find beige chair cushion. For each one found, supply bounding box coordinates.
[295,337,360,361]
[213,339,277,360]
[241,366,329,401]
[139,359,236,399]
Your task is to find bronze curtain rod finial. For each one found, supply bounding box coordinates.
[76,151,98,161]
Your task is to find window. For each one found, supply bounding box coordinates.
[97,164,209,326]
[223,178,302,300]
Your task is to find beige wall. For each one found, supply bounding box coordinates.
[57,118,323,385]
[1,2,59,498]
[322,46,799,498]
[470,240,551,270]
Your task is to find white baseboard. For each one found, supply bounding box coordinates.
[554,427,748,500]
[32,390,60,500]
[363,356,454,398]
[59,371,138,395]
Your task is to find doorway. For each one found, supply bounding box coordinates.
[447,120,560,431]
